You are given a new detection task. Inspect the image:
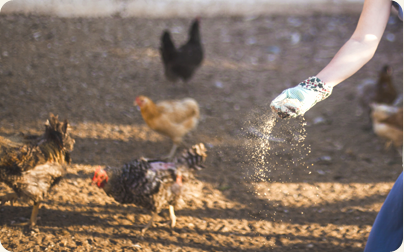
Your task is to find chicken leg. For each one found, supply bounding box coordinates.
[166,143,179,160]
[13,202,41,230]
[29,202,41,227]
[141,212,158,234]
[169,205,176,228]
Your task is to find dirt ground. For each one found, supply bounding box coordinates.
[0,10,402,252]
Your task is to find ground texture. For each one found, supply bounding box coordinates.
[0,11,402,252]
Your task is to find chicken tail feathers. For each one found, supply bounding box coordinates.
[160,30,176,58]
[176,143,207,170]
[188,18,201,44]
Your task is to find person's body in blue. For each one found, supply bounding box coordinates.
[365,172,403,251]
[270,0,403,251]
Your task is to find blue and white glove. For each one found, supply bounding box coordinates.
[270,76,333,118]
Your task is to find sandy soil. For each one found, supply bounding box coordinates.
[0,11,402,251]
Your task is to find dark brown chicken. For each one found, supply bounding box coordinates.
[0,114,75,228]
[359,65,399,119]
[92,143,207,234]
[372,65,398,104]
[160,18,204,82]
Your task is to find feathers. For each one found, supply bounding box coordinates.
[358,65,398,116]
[160,18,204,82]
[370,103,403,149]
[373,65,397,104]
[0,114,74,206]
[11,162,66,203]
[135,95,200,157]
[175,143,207,170]
[93,144,207,223]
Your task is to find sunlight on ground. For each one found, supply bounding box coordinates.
[0,116,395,251]
[253,182,393,208]
[71,122,164,142]
[0,121,165,142]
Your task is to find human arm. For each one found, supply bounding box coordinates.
[317,0,391,86]
[271,0,392,118]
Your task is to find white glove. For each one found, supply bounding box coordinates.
[270,76,333,118]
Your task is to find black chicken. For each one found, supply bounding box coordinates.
[160,18,204,82]
[372,65,398,104]
[0,114,75,228]
[92,143,207,234]
[359,65,398,107]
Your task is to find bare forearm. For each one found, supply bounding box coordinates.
[270,0,393,118]
[316,0,391,87]
[316,37,379,87]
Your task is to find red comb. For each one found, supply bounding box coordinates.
[92,166,108,187]
[135,97,141,106]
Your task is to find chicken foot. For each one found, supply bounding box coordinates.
[141,212,158,234]
[0,192,18,206]
[13,202,41,231]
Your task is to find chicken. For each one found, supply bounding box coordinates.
[135,95,200,159]
[92,143,207,234]
[358,65,399,124]
[370,103,403,153]
[0,114,75,228]
[372,65,398,104]
[160,18,204,82]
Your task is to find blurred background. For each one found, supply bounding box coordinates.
[0,0,402,251]
[2,0,364,17]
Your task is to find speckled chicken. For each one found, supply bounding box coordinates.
[0,114,75,228]
[160,18,204,82]
[92,143,207,234]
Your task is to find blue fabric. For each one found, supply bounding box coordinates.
[361,2,403,251]
[392,1,403,21]
[364,172,403,252]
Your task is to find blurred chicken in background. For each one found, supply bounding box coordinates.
[135,95,200,159]
[370,103,403,155]
[160,18,204,83]
[358,65,400,126]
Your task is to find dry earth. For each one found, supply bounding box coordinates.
[0,10,402,252]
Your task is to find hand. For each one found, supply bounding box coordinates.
[270,76,333,118]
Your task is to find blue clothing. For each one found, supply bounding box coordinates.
[393,1,403,21]
[364,172,403,252]
[364,3,403,251]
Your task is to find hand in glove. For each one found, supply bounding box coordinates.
[270,76,333,118]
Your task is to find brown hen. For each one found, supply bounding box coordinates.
[135,95,200,159]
